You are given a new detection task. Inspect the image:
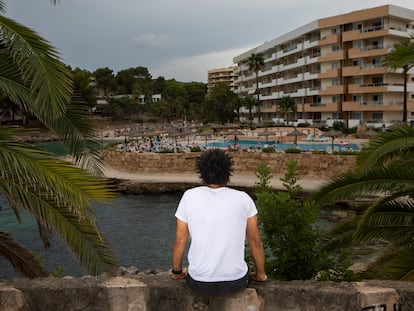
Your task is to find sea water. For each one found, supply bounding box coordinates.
[0,193,180,279]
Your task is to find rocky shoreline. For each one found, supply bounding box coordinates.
[108,177,256,196]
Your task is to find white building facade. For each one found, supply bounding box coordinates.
[233,5,414,127]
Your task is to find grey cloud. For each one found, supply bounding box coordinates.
[131,33,171,49]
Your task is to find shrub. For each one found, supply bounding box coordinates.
[190,146,202,152]
[262,147,275,153]
[254,160,356,281]
[284,147,301,153]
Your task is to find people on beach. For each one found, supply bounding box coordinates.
[171,148,267,297]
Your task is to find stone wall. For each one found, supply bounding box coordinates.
[1,274,413,311]
[102,150,356,178]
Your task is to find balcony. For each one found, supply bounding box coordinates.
[264,53,277,63]
[318,34,340,46]
[348,47,389,58]
[318,50,345,62]
[259,79,276,88]
[318,68,340,79]
[303,72,319,81]
[260,93,278,101]
[304,39,319,49]
[342,101,404,111]
[319,85,345,95]
[342,65,386,77]
[342,28,389,41]
[303,103,339,112]
[348,83,388,93]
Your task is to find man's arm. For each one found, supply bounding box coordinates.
[171,218,189,279]
[246,215,268,281]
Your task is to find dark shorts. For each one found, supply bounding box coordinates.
[186,272,250,298]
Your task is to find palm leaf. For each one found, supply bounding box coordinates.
[362,245,414,280]
[357,125,414,170]
[0,232,48,278]
[0,15,72,118]
[0,128,118,274]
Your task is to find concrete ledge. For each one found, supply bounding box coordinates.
[2,274,414,311]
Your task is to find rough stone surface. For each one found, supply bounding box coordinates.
[0,285,24,311]
[2,275,414,311]
[102,151,356,179]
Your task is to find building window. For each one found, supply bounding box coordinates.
[372,77,383,85]
[372,94,383,103]
[353,59,362,67]
[332,61,340,69]
[332,95,340,102]
[352,95,362,102]
[350,111,362,119]
[372,112,383,120]
[353,77,362,85]
[332,78,341,86]
[353,40,362,49]
[332,44,340,51]
[352,23,362,31]
[372,58,382,67]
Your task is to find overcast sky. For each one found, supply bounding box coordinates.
[5,0,414,82]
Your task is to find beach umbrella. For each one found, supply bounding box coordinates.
[169,130,193,145]
[323,129,343,152]
[286,128,306,145]
[361,128,378,143]
[308,123,325,136]
[225,130,245,148]
[258,129,275,143]
[197,131,213,146]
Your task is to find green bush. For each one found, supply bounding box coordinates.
[190,146,202,152]
[284,147,301,153]
[254,160,356,281]
[262,147,275,153]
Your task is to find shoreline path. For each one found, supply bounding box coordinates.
[103,164,327,193]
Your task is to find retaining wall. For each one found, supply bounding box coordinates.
[1,274,413,311]
[102,150,356,178]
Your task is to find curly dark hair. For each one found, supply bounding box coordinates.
[196,149,233,185]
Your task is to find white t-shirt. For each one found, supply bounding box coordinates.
[175,186,257,282]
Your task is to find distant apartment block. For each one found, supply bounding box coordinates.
[233,5,414,127]
[207,66,237,94]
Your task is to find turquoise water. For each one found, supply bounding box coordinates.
[209,139,360,152]
[0,193,180,279]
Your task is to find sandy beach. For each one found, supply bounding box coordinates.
[103,164,328,193]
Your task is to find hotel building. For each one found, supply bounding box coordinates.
[207,66,237,94]
[233,5,414,127]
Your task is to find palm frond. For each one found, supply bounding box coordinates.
[321,217,359,251]
[313,163,414,205]
[362,245,414,280]
[0,53,36,113]
[0,0,5,14]
[50,98,105,175]
[357,125,414,169]
[0,15,72,119]
[0,232,48,278]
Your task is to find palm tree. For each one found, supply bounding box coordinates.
[0,1,117,277]
[247,53,264,123]
[383,39,414,123]
[313,124,414,280]
[240,95,256,126]
[277,95,297,126]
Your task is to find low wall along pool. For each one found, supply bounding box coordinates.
[208,139,360,152]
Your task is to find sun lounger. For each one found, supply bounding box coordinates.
[313,136,329,142]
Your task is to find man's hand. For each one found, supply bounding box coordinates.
[250,272,268,282]
[170,271,187,280]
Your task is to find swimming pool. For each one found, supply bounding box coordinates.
[208,139,360,152]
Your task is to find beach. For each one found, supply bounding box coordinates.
[103,164,328,193]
